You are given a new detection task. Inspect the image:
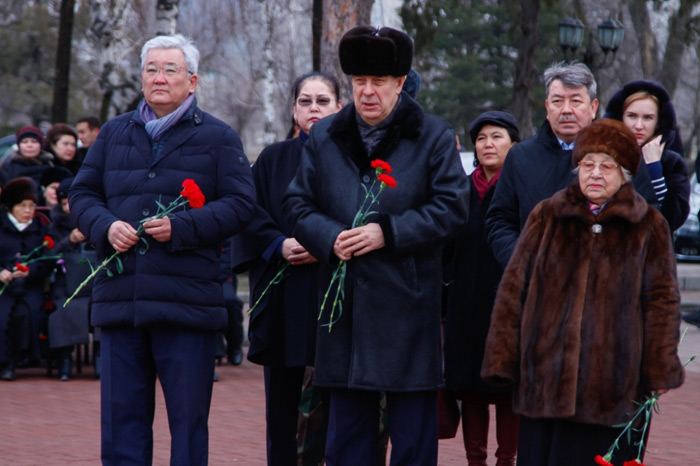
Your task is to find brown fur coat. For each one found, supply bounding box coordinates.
[481,181,685,425]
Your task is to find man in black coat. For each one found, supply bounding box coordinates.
[486,62,660,269]
[284,26,469,466]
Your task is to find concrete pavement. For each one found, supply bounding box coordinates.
[1,273,699,465]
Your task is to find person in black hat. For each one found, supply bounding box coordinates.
[0,126,54,188]
[0,177,53,381]
[604,79,690,233]
[443,111,520,466]
[284,26,470,466]
[40,166,73,211]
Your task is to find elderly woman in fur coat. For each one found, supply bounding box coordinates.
[481,118,685,466]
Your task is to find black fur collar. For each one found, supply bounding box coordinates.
[327,92,424,171]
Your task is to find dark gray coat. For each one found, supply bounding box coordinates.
[283,94,470,391]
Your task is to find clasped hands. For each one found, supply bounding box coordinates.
[108,217,171,253]
[333,223,385,261]
[0,266,28,283]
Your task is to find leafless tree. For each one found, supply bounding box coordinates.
[321,0,374,100]
[155,0,179,35]
[52,0,76,123]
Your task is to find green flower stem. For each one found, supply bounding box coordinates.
[63,249,121,307]
[318,180,388,331]
[247,261,290,315]
[319,260,345,321]
[63,195,190,307]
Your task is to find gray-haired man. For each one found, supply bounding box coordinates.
[486,62,659,268]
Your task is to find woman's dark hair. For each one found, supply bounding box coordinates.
[291,71,341,103]
[46,123,78,147]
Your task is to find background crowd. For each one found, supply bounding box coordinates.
[0,25,691,466]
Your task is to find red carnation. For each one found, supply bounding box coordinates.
[43,236,55,250]
[378,173,397,189]
[15,263,29,273]
[623,461,645,466]
[181,179,206,209]
[371,159,392,174]
[595,455,614,466]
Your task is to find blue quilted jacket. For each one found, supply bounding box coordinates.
[69,100,255,330]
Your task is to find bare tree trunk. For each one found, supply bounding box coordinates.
[313,0,322,71]
[155,0,180,36]
[52,0,76,124]
[510,0,539,139]
[89,0,142,122]
[321,0,374,100]
[261,1,279,146]
[627,0,658,77]
[656,0,700,96]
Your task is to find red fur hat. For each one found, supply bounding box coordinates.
[572,119,642,175]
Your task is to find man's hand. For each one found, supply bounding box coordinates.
[108,220,139,252]
[282,238,318,265]
[0,269,13,283]
[333,223,385,260]
[143,216,172,242]
[69,228,87,244]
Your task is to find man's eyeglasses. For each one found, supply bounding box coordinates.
[143,63,186,77]
[578,160,619,175]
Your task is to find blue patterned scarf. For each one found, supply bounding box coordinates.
[138,94,195,142]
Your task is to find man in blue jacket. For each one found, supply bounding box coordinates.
[69,34,255,465]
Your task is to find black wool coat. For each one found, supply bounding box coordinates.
[0,213,51,363]
[283,94,470,391]
[231,136,318,367]
[443,175,507,394]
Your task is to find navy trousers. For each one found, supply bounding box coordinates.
[100,326,216,466]
[263,365,306,465]
[325,388,438,466]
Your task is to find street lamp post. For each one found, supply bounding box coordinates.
[558,17,624,70]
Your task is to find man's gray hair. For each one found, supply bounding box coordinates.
[544,61,597,101]
[140,34,200,75]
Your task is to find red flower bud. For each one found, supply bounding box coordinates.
[594,455,614,466]
[43,236,55,249]
[378,173,397,189]
[15,263,29,273]
[371,159,392,174]
[181,179,206,209]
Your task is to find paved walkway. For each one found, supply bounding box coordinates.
[1,304,699,464]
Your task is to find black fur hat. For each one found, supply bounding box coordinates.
[339,26,413,77]
[1,177,38,210]
[40,166,73,188]
[573,119,641,175]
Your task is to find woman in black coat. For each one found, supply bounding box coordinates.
[443,111,520,466]
[0,126,54,188]
[604,80,690,232]
[231,71,342,465]
[0,178,52,381]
